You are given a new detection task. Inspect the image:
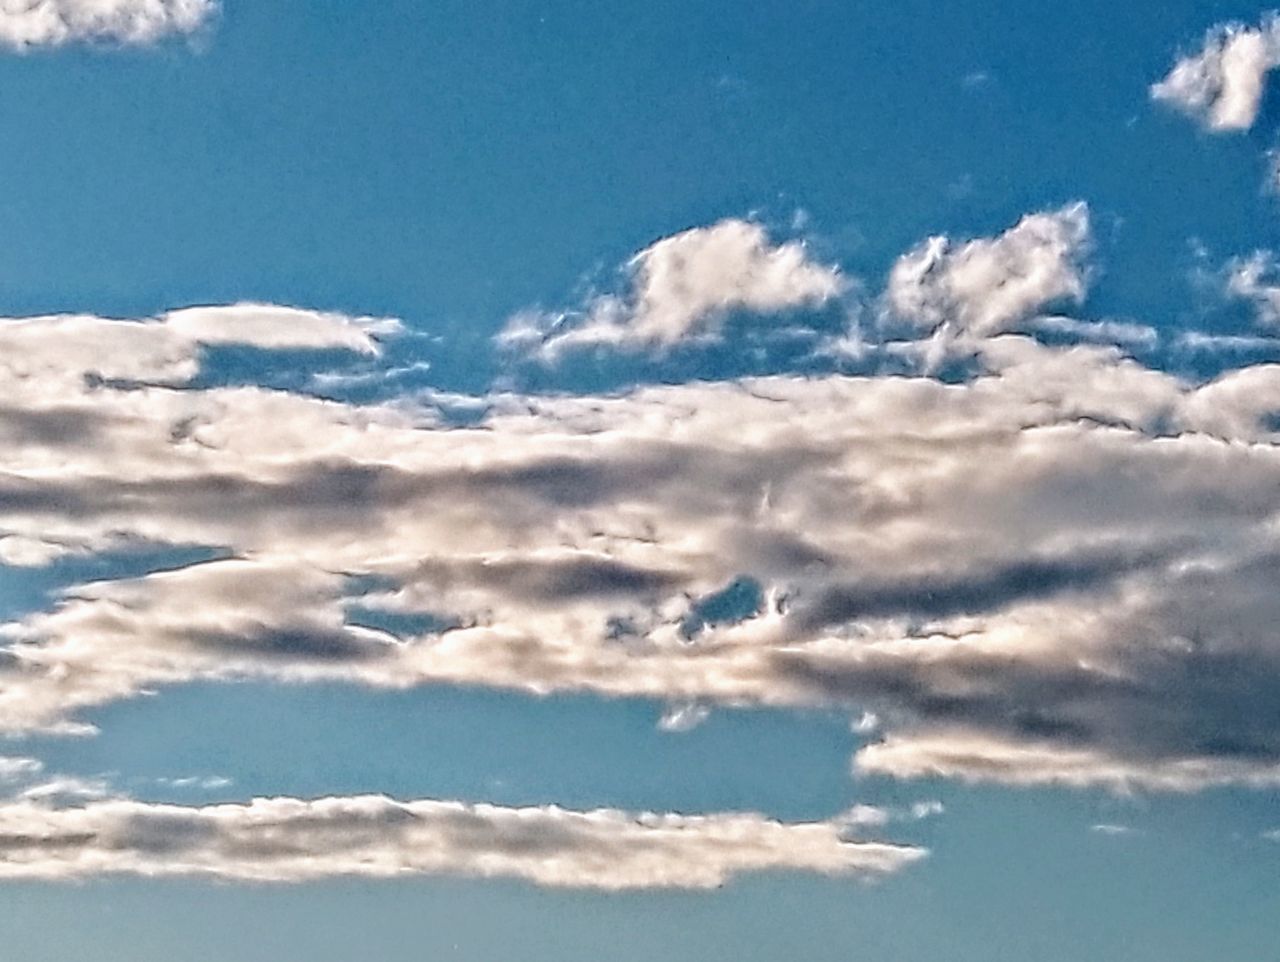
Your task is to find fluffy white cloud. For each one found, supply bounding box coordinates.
[0,794,923,888]
[884,204,1091,355]
[1151,14,1280,131]
[163,303,401,354]
[500,219,844,357]
[0,0,216,49]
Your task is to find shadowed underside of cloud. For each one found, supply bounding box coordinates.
[4,214,1280,794]
[0,0,217,49]
[0,794,924,888]
[1151,12,1280,131]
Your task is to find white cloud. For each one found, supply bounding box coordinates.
[0,757,43,782]
[657,703,711,732]
[0,794,924,888]
[1152,14,1280,132]
[884,203,1091,355]
[1089,823,1136,836]
[153,775,234,790]
[1226,250,1280,326]
[1175,331,1279,354]
[500,219,844,357]
[0,303,398,395]
[855,733,1280,793]
[0,0,216,49]
[164,304,401,355]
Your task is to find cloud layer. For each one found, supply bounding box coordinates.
[0,794,923,888]
[0,0,217,49]
[2,213,1280,799]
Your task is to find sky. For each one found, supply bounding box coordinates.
[0,0,1279,958]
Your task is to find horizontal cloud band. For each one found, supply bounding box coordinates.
[0,794,923,888]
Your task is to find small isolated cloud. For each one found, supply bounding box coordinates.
[884,203,1091,354]
[1029,316,1158,349]
[1263,828,1280,842]
[0,794,925,888]
[163,303,401,356]
[1151,14,1280,132]
[1175,331,1279,354]
[657,702,711,732]
[1090,823,1136,835]
[0,0,217,50]
[153,775,234,791]
[500,218,844,359]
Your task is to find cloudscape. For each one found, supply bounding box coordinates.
[0,2,1278,960]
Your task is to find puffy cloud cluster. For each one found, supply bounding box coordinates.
[1151,13,1280,131]
[0,794,922,887]
[500,218,844,358]
[0,0,216,49]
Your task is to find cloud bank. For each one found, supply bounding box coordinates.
[1,215,1280,798]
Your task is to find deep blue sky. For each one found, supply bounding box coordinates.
[0,2,1278,959]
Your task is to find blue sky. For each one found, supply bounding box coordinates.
[0,1,1279,958]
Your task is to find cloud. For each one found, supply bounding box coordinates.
[855,732,1280,793]
[0,0,217,49]
[1175,331,1279,354]
[499,219,844,358]
[163,304,401,355]
[4,226,1280,791]
[0,794,924,888]
[1152,14,1280,132]
[884,203,1091,355]
[0,757,43,782]
[1089,823,1136,835]
[0,303,397,396]
[1225,250,1280,326]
